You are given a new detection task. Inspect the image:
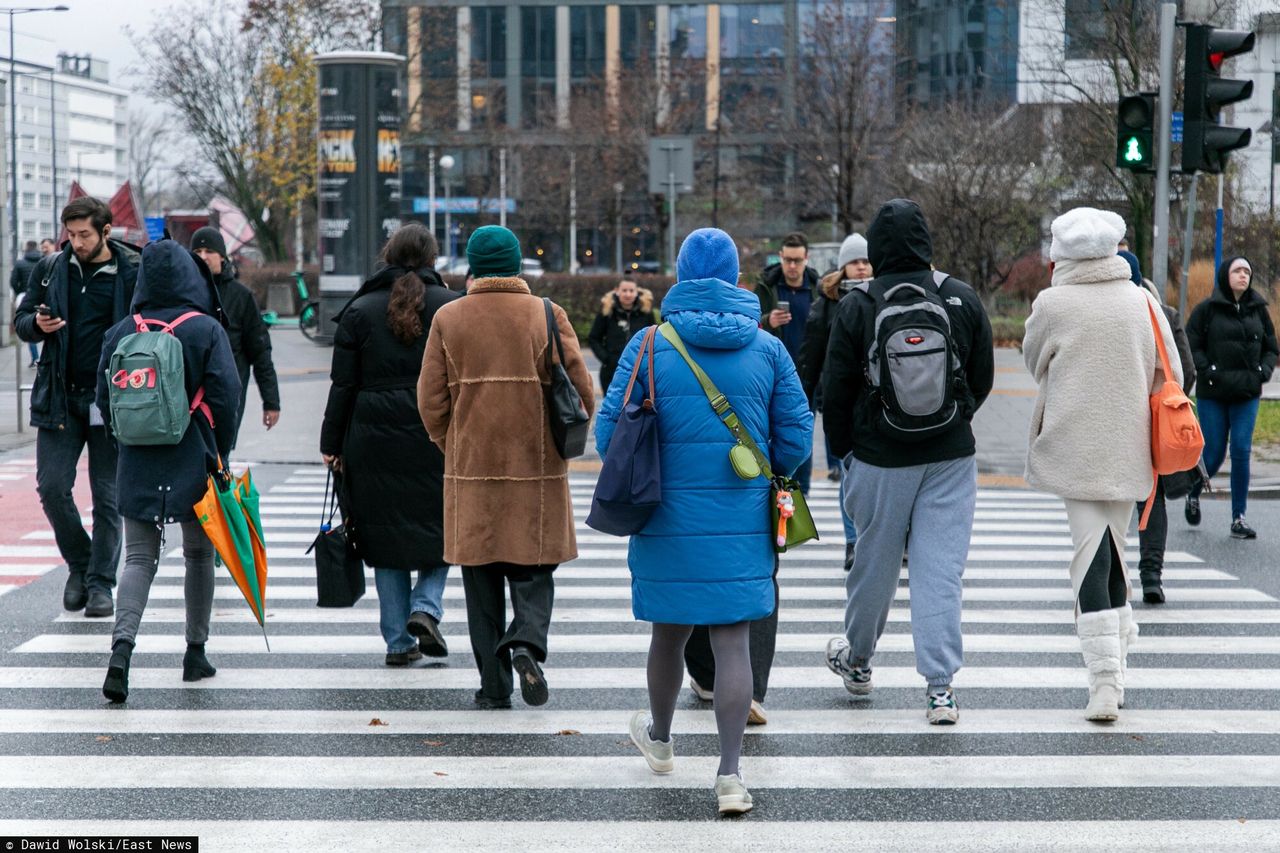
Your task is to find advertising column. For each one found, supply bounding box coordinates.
[316,52,405,342]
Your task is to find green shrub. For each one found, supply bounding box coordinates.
[1256,400,1280,447]
[990,315,1027,346]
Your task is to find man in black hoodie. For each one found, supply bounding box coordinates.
[820,199,994,725]
[190,227,280,447]
[10,240,43,367]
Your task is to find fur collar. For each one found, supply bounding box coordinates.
[467,276,530,295]
[600,288,654,316]
[1051,256,1133,288]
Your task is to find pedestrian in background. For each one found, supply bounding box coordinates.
[419,225,594,709]
[800,232,872,570]
[595,227,812,815]
[1023,207,1181,722]
[588,277,657,395]
[1184,255,1278,540]
[756,232,819,493]
[190,227,281,447]
[1118,250,1196,603]
[15,197,140,618]
[10,240,43,367]
[822,199,994,725]
[321,223,458,667]
[95,240,240,703]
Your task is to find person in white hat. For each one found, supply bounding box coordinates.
[1023,207,1182,722]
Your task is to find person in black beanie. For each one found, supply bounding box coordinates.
[190,226,280,446]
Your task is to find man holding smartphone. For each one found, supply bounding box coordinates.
[15,197,140,617]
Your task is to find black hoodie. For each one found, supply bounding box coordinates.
[821,199,995,467]
[1186,255,1278,402]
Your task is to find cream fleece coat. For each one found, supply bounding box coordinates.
[1023,256,1182,500]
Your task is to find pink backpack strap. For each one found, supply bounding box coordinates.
[133,310,205,335]
[167,311,204,331]
[189,386,214,428]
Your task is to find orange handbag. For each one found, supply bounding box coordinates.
[1140,299,1204,530]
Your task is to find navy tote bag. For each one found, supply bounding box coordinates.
[587,325,662,535]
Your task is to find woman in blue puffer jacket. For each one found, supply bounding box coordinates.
[595,227,812,815]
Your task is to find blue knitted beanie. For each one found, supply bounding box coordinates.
[676,228,739,285]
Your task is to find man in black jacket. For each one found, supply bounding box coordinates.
[10,240,43,367]
[821,199,994,725]
[190,227,281,447]
[15,197,140,617]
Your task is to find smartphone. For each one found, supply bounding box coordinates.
[36,304,59,321]
[777,299,791,317]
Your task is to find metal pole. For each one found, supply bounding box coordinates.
[10,12,19,273]
[443,177,452,262]
[47,69,55,236]
[568,150,577,274]
[1151,2,1176,295]
[665,146,677,277]
[1214,174,1224,274]
[498,147,507,229]
[614,183,623,273]
[1179,173,1198,321]
[427,147,436,242]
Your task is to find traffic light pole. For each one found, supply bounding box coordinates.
[1152,2,1176,295]
[1179,173,1198,320]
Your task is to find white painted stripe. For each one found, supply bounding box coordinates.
[572,533,1090,547]
[134,584,1272,603]
[0,665,1274,691]
[62,606,1280,625]
[0,473,25,481]
[3,708,1278,737]
[0,545,64,558]
[572,548,1204,563]
[267,485,329,494]
[0,584,17,597]
[20,632,1280,656]
[0,562,59,573]
[3,754,1276,790]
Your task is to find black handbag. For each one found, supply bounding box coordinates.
[543,297,591,459]
[305,467,366,607]
[1162,460,1209,500]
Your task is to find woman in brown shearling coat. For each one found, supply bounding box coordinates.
[418,225,595,709]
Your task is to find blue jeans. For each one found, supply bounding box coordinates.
[373,566,449,654]
[27,342,38,364]
[1193,396,1260,520]
[839,457,858,544]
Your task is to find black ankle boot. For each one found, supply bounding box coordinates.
[102,640,133,703]
[182,643,217,682]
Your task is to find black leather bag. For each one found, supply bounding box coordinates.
[543,297,590,458]
[306,468,366,607]
[1162,460,1209,500]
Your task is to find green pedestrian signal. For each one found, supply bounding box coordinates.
[1123,136,1146,163]
[1116,94,1156,172]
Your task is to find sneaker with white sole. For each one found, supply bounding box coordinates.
[628,710,674,774]
[715,773,754,816]
[689,677,714,702]
[926,688,959,725]
[825,637,872,695]
[747,700,767,726]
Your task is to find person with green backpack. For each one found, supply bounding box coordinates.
[94,240,241,703]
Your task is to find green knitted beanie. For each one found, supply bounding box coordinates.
[466,225,522,278]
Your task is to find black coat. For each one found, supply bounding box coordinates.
[798,271,868,404]
[95,241,240,524]
[1186,256,1278,402]
[320,267,460,571]
[9,248,41,296]
[16,239,140,430]
[587,291,657,369]
[822,199,995,467]
[214,265,281,428]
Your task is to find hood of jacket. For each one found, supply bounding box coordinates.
[867,199,932,275]
[130,239,219,315]
[600,288,654,316]
[662,277,761,350]
[21,248,41,263]
[1050,255,1133,288]
[1213,255,1267,309]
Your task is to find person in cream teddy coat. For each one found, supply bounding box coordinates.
[1023,207,1182,723]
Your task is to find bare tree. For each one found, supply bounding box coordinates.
[127,109,170,216]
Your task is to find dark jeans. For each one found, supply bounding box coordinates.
[683,559,780,703]
[461,563,556,701]
[35,391,120,593]
[1136,477,1167,588]
[1192,396,1260,520]
[599,364,618,399]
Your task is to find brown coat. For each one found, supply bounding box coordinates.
[418,276,595,568]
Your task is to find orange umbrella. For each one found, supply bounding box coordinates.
[194,462,270,649]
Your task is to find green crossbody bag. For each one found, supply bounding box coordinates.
[658,323,819,553]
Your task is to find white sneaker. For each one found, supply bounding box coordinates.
[926,688,959,725]
[628,710,674,774]
[715,772,754,815]
[825,637,873,695]
[747,699,767,726]
[688,676,714,702]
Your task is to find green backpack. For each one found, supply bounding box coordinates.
[106,311,211,446]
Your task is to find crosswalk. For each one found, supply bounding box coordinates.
[2,464,1279,846]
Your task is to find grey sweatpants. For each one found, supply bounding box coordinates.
[842,455,977,690]
[112,518,215,647]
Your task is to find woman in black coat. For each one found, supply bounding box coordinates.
[1185,255,1279,539]
[320,224,460,665]
[588,279,657,394]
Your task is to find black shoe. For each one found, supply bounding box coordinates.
[182,644,217,682]
[473,689,512,710]
[843,542,855,572]
[83,589,114,618]
[1184,495,1201,526]
[384,648,424,667]
[102,640,133,703]
[511,646,549,706]
[1142,585,1166,604]
[1231,517,1257,540]
[407,611,449,658]
[63,572,88,612]
[826,468,841,483]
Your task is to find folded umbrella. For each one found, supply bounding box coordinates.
[194,462,270,649]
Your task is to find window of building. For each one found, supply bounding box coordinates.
[19,135,35,152]
[521,6,557,129]
[22,219,39,238]
[896,0,1020,106]
[421,6,458,80]
[571,5,607,78]
[721,4,786,62]
[620,5,657,67]
[38,193,51,210]
[18,77,33,95]
[21,192,36,208]
[669,5,707,59]
[471,6,507,79]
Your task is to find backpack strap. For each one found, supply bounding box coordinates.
[1139,297,1176,532]
[133,310,205,335]
[189,386,214,428]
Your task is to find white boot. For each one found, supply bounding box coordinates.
[1077,608,1121,722]
[1116,604,1137,709]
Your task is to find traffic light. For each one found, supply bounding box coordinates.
[1116,93,1156,172]
[1182,24,1255,174]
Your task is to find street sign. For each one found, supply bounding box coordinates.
[647,136,695,195]
[144,216,166,242]
[1171,111,1183,143]
[412,197,516,215]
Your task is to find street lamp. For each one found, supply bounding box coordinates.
[438,153,456,263]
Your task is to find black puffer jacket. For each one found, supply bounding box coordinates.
[94,241,240,524]
[1186,256,1278,402]
[320,266,460,570]
[799,269,869,403]
[214,264,281,428]
[9,247,41,297]
[587,289,658,370]
[822,199,995,468]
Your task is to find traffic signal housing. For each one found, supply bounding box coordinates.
[1182,24,1255,174]
[1116,93,1156,172]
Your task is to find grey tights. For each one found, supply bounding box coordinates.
[646,621,752,777]
[113,518,215,647]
